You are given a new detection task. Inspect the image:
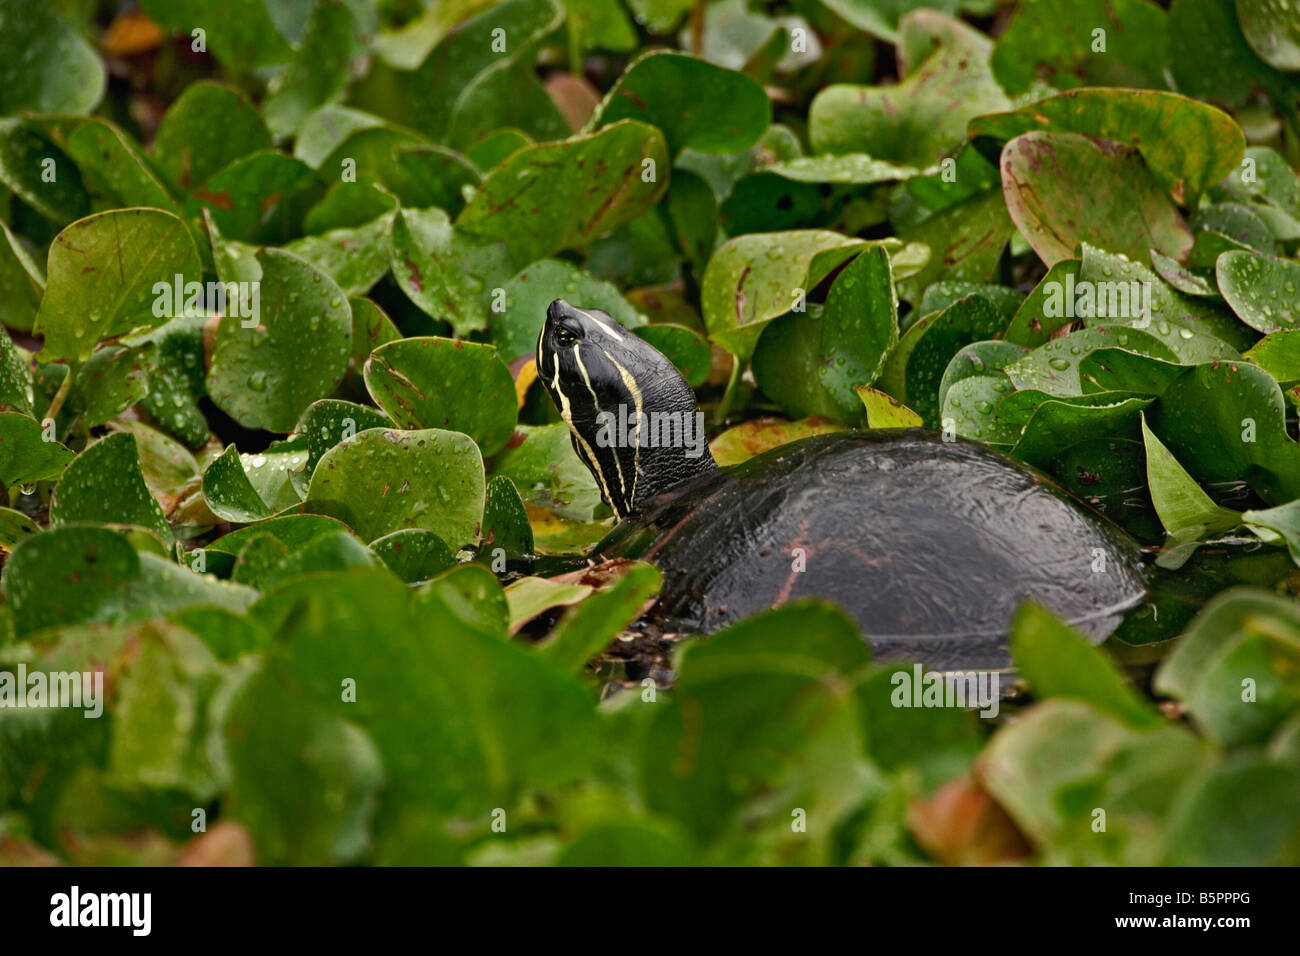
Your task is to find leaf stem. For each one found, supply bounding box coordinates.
[715,354,743,426]
[43,366,73,426]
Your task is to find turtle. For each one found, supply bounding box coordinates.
[536,298,1149,670]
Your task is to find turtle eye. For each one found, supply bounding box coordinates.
[553,326,579,347]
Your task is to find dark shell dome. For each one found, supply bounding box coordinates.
[595,429,1148,671]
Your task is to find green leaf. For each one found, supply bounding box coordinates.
[877,294,1007,427]
[970,89,1244,201]
[284,212,394,297]
[0,0,105,114]
[139,0,293,73]
[225,662,384,865]
[0,221,44,333]
[262,0,362,137]
[809,13,1008,166]
[1,526,140,637]
[590,51,770,156]
[202,445,274,524]
[371,529,456,583]
[388,207,512,337]
[633,325,711,388]
[0,414,70,486]
[537,563,662,674]
[59,119,178,212]
[1166,758,1300,865]
[35,208,202,362]
[1000,132,1192,268]
[70,344,154,429]
[481,475,533,557]
[206,248,352,433]
[295,399,391,494]
[192,151,319,244]
[364,337,517,456]
[304,428,486,546]
[1141,414,1241,545]
[456,121,670,268]
[1010,603,1161,729]
[490,423,605,523]
[50,433,174,546]
[896,187,1012,299]
[151,81,270,190]
[1236,0,1300,71]
[709,416,847,466]
[701,229,867,360]
[856,387,923,428]
[990,0,1168,96]
[0,119,89,224]
[1216,250,1300,333]
[1006,327,1178,397]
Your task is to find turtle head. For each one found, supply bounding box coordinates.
[537,299,716,519]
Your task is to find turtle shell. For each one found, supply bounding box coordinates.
[595,429,1148,670]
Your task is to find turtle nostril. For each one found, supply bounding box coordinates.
[547,299,572,323]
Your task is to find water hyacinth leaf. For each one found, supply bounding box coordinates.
[35,208,202,362]
[709,416,847,466]
[390,147,480,215]
[446,62,570,149]
[1149,249,1219,298]
[1143,416,1241,545]
[1009,603,1161,728]
[816,247,899,416]
[0,507,38,551]
[1166,758,1300,866]
[205,514,352,558]
[492,259,646,362]
[941,375,1021,445]
[1004,260,1081,347]
[49,433,174,546]
[809,13,1008,167]
[701,230,866,360]
[0,413,73,485]
[59,119,178,212]
[897,188,1012,299]
[1000,132,1192,269]
[304,179,399,234]
[304,428,486,546]
[138,0,293,73]
[1011,395,1152,470]
[151,81,270,189]
[1193,202,1275,255]
[856,387,923,429]
[990,0,1168,96]
[937,340,1028,411]
[481,476,533,558]
[1077,245,1252,357]
[536,563,662,674]
[1078,348,1190,397]
[371,529,457,583]
[131,316,209,448]
[420,563,511,638]
[918,283,1024,326]
[1,526,141,637]
[1154,590,1300,749]
[877,295,1007,427]
[589,51,770,156]
[0,221,44,333]
[490,423,605,522]
[285,212,395,297]
[206,248,352,433]
[505,576,594,633]
[1214,146,1300,239]
[1236,0,1300,71]
[0,0,105,114]
[1245,331,1300,384]
[261,0,363,138]
[70,344,155,429]
[224,663,384,866]
[0,119,90,224]
[192,151,320,244]
[456,121,670,268]
[0,327,34,415]
[296,399,392,492]
[765,154,922,184]
[389,207,512,336]
[364,338,517,456]
[969,88,1244,201]
[343,298,401,398]
[202,446,274,524]
[1006,327,1178,397]
[1216,250,1300,333]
